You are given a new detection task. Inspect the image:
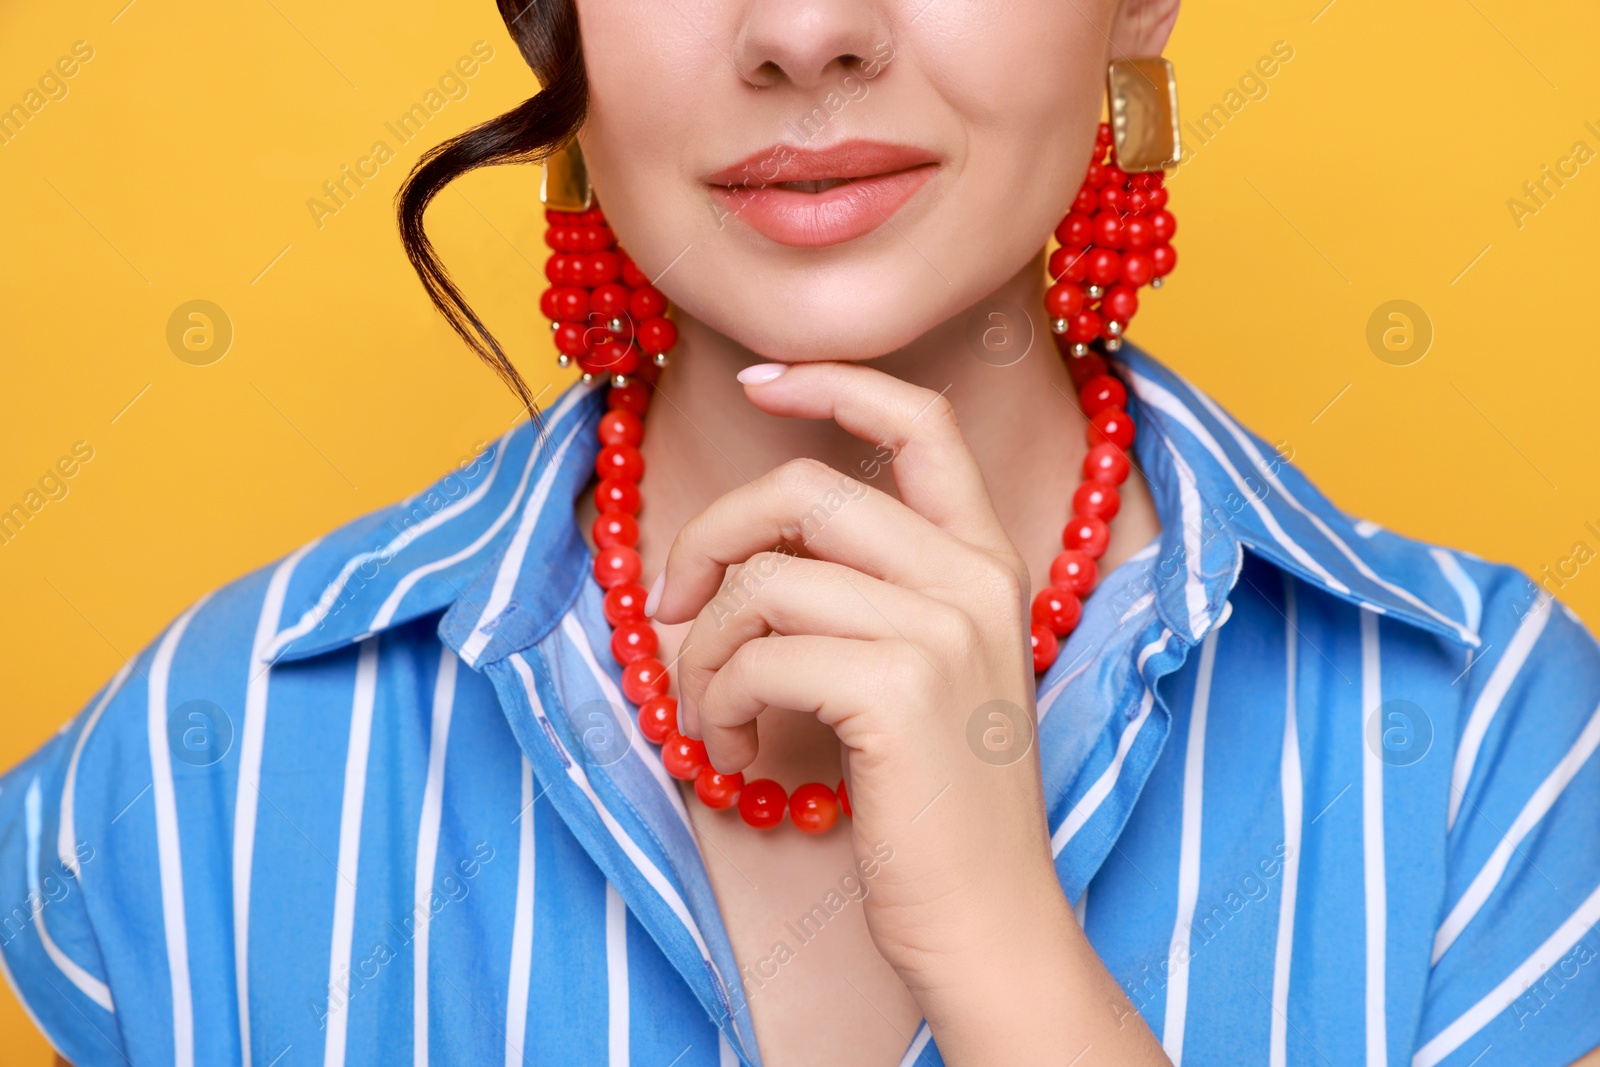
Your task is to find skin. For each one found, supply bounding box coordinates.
[572,0,1179,1061]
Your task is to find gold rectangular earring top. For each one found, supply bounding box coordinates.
[1106,57,1181,173]
[540,140,594,212]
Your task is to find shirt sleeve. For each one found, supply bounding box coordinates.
[0,665,134,1067]
[1412,577,1600,1067]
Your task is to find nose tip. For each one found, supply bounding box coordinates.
[733,1,889,91]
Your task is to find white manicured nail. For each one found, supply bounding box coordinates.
[736,363,788,385]
[644,571,665,617]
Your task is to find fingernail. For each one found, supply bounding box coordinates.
[644,571,665,617]
[736,363,788,385]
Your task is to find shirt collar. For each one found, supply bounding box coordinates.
[262,344,1477,667]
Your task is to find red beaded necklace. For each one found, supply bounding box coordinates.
[542,123,1173,832]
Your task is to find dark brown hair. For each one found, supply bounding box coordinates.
[395,0,584,415]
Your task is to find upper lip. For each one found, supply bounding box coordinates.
[704,138,939,187]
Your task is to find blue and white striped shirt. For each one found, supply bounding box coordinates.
[4,345,1598,1067]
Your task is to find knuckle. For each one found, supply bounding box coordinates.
[929,604,981,654]
[972,553,1024,604]
[773,456,833,497]
[878,643,935,702]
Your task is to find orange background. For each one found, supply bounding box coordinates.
[3,0,1598,1059]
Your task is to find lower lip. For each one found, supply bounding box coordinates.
[709,166,936,248]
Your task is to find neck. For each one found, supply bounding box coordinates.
[633,251,1137,594]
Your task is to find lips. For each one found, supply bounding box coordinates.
[705,139,939,248]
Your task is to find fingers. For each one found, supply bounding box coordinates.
[675,555,950,736]
[694,634,925,773]
[737,362,1017,562]
[651,455,988,624]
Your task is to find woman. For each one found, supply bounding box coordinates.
[7,0,1599,1064]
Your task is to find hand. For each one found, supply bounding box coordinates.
[653,362,1168,1064]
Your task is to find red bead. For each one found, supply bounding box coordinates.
[1054,212,1094,248]
[789,783,840,835]
[1092,209,1126,248]
[1102,286,1139,323]
[544,254,575,285]
[579,206,608,226]
[1098,185,1129,216]
[1066,308,1102,344]
[601,344,641,377]
[595,477,641,515]
[585,251,622,286]
[607,380,651,416]
[611,621,658,665]
[695,767,743,809]
[590,283,631,320]
[1086,248,1122,288]
[1148,185,1169,210]
[553,321,588,357]
[1050,550,1098,597]
[1071,186,1099,215]
[1084,442,1132,485]
[1084,160,1106,188]
[1123,216,1155,251]
[594,546,642,589]
[630,285,668,320]
[1031,623,1059,673]
[1120,251,1156,288]
[738,779,787,829]
[1063,515,1111,559]
[1150,210,1176,244]
[593,512,639,549]
[604,583,648,626]
[598,409,643,448]
[662,734,707,780]
[1073,481,1121,521]
[1078,374,1127,418]
[1151,243,1178,278]
[1064,350,1109,389]
[542,287,589,322]
[1031,587,1083,637]
[638,695,677,744]
[1102,165,1127,189]
[621,657,669,704]
[1089,407,1136,450]
[596,444,644,483]
[638,317,678,355]
[1045,282,1084,321]
[1052,246,1090,284]
[837,778,852,818]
